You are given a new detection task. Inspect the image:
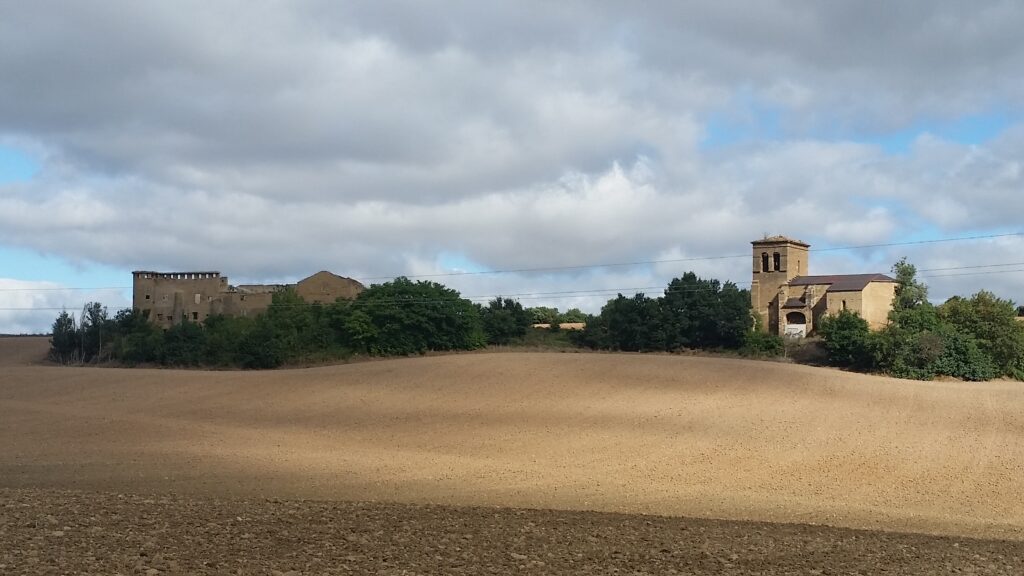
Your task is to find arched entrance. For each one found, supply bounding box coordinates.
[784,311,807,338]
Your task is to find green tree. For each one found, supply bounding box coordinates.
[599,293,665,352]
[559,308,587,323]
[202,314,253,366]
[49,310,79,364]
[236,316,286,369]
[161,320,206,366]
[110,308,162,365]
[528,306,560,325]
[336,307,379,354]
[78,302,112,363]
[262,287,334,361]
[481,297,531,345]
[660,273,751,350]
[892,257,928,312]
[740,330,784,357]
[818,309,875,369]
[940,291,1024,378]
[929,326,999,381]
[347,277,485,355]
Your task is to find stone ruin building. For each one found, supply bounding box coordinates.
[132,270,364,328]
[751,236,897,337]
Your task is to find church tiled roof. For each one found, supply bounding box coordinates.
[788,273,896,292]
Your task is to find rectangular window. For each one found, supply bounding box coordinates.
[192,312,198,320]
[145,294,151,300]
[194,293,201,304]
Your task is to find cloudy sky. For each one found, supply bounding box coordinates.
[2,1,1023,333]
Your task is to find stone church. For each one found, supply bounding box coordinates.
[751,236,897,337]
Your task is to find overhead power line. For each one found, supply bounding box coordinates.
[363,231,1024,280]
[3,265,1024,313]
[1,231,1022,297]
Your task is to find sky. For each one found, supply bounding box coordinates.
[1,1,1023,333]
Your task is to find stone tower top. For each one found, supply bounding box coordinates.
[750,235,810,248]
[751,236,810,278]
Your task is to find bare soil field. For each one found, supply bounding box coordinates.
[3,336,1024,573]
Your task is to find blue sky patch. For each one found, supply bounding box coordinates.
[0,146,40,183]
[701,94,783,150]
[867,112,1012,154]
[701,97,1013,154]
[437,251,488,274]
[0,245,131,305]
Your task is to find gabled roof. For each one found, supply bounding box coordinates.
[788,273,896,292]
[296,270,365,289]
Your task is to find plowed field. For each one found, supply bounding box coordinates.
[3,336,1024,574]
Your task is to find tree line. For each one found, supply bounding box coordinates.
[49,272,776,368]
[572,272,781,356]
[50,262,1021,380]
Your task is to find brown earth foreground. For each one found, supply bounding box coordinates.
[4,488,1024,575]
[3,336,1024,573]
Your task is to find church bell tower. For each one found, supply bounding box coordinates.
[750,236,810,333]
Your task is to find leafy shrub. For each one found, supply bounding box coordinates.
[577,273,752,353]
[235,316,286,369]
[929,327,999,381]
[940,291,1024,377]
[481,297,531,345]
[161,320,207,366]
[818,310,875,369]
[740,330,784,357]
[336,277,485,355]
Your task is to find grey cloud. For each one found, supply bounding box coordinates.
[2,1,1024,333]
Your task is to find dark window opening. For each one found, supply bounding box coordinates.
[773,252,781,272]
[145,294,151,300]
[761,252,769,272]
[786,311,806,324]
[842,300,848,311]
[192,312,198,321]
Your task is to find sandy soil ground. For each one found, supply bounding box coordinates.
[3,336,1024,573]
